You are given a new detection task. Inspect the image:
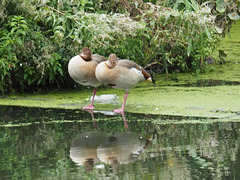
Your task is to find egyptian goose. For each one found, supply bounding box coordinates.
[68,47,106,110]
[95,54,155,113]
[70,131,108,171]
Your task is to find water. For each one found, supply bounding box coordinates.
[0,106,240,179]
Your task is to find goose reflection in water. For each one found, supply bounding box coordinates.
[70,130,108,171]
[96,132,146,168]
[84,109,129,130]
[70,110,155,171]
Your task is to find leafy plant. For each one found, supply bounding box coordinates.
[0,15,29,93]
[0,13,67,93]
[0,0,239,94]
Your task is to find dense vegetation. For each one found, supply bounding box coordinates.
[0,0,239,94]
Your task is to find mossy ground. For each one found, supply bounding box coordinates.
[1,21,240,119]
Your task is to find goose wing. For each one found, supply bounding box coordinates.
[92,54,106,64]
[118,60,154,82]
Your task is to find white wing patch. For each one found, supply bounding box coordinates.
[131,68,142,75]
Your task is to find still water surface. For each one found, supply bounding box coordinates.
[0,106,240,179]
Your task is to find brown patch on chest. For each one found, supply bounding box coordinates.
[81,61,98,79]
[97,63,119,85]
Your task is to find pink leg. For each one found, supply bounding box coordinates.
[82,88,97,110]
[113,110,129,129]
[91,111,98,130]
[121,112,129,129]
[114,92,128,114]
[84,109,98,129]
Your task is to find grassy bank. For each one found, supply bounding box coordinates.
[1,22,240,119]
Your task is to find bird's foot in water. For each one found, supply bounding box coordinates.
[113,108,124,114]
[82,104,94,110]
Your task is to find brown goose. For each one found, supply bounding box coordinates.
[95,54,155,113]
[68,47,106,110]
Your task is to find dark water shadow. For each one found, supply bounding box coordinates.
[172,79,240,87]
[0,105,240,179]
[0,105,217,126]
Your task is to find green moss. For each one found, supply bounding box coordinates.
[212,21,240,63]
[1,81,240,119]
[1,21,240,119]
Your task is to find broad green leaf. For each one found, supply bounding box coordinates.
[142,33,150,39]
[165,12,171,22]
[20,24,28,30]
[10,28,18,34]
[173,0,184,9]
[204,25,212,40]
[184,0,191,11]
[37,78,42,85]
[16,38,23,45]
[7,46,12,59]
[187,38,192,57]
[57,67,63,76]
[20,20,27,24]
[214,26,223,34]
[27,79,31,85]
[49,72,54,81]
[19,29,26,36]
[216,0,225,13]
[10,22,17,27]
[190,0,199,11]
[46,16,52,23]
[228,12,240,20]
[24,73,28,80]
[86,7,94,11]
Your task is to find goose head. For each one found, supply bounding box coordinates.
[80,47,92,61]
[106,54,118,69]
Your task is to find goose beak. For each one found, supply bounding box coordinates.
[146,78,152,82]
[146,77,155,85]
